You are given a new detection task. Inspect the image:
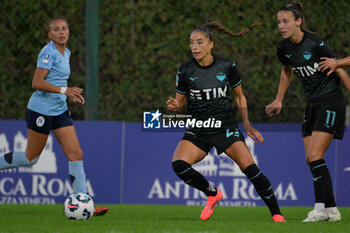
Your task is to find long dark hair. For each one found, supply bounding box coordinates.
[279,1,308,32]
[193,21,262,44]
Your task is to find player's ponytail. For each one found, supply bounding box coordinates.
[208,21,261,38]
[193,21,262,45]
[279,1,308,32]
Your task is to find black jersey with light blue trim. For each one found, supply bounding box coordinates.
[277,31,340,100]
[176,55,242,134]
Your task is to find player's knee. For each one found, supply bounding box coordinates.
[172,160,191,174]
[67,148,83,161]
[305,151,320,165]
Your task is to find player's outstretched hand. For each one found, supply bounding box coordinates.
[319,57,337,76]
[66,87,85,104]
[166,97,180,112]
[265,99,282,117]
[244,123,263,144]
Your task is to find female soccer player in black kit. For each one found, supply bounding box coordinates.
[266,1,349,222]
[166,22,286,222]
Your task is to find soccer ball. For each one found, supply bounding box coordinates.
[64,193,95,220]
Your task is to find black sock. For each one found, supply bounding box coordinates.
[325,167,336,208]
[172,160,217,196]
[244,164,281,216]
[310,159,335,207]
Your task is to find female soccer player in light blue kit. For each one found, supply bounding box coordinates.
[0,17,108,216]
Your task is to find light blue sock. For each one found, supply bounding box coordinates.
[69,161,87,193]
[0,151,31,170]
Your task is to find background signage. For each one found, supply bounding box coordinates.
[0,121,348,206]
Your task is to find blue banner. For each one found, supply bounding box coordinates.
[125,123,335,207]
[0,121,348,206]
[0,120,122,204]
[335,130,350,206]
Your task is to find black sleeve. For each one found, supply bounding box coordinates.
[277,42,290,66]
[313,39,337,59]
[228,61,242,88]
[175,65,188,94]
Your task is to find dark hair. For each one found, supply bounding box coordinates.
[193,21,262,44]
[46,16,68,31]
[279,1,308,31]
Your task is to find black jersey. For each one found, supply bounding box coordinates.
[277,31,340,100]
[176,55,242,134]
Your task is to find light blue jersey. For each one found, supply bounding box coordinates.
[27,41,71,116]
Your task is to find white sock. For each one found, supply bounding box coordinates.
[314,203,325,210]
[326,207,338,213]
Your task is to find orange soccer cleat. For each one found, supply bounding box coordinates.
[272,214,286,222]
[94,206,109,216]
[200,189,223,220]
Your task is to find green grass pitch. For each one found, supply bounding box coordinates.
[0,204,349,233]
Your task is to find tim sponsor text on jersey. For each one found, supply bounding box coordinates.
[189,86,228,100]
[293,62,320,78]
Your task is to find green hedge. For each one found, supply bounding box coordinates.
[1,0,350,122]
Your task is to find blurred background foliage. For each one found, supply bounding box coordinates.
[1,0,350,123]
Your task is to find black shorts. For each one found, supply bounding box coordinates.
[26,109,73,135]
[181,127,245,154]
[302,99,345,139]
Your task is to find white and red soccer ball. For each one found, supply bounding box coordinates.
[64,193,95,220]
